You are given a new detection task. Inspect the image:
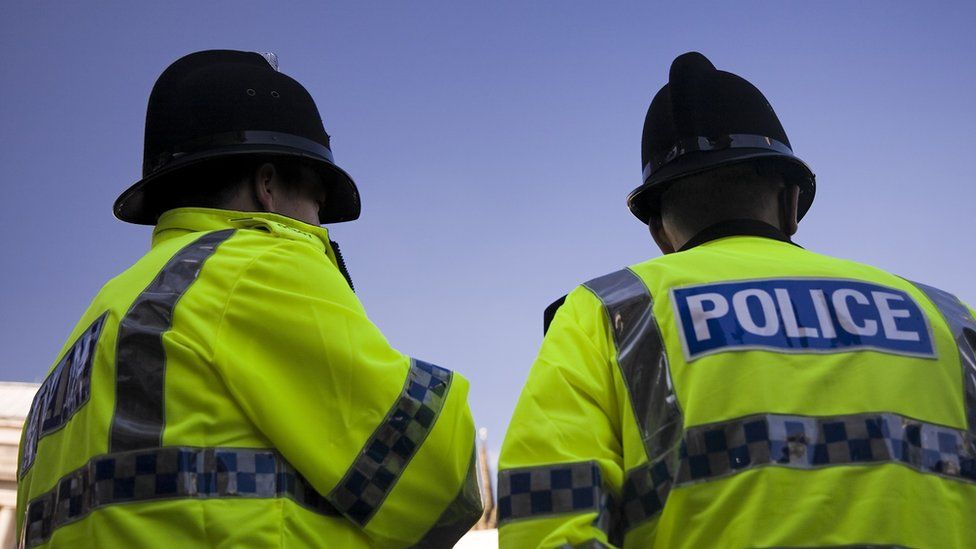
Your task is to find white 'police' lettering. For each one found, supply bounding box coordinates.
[874,291,921,341]
[733,289,779,336]
[687,293,727,341]
[810,289,836,338]
[833,289,877,337]
[775,288,819,338]
[671,279,935,361]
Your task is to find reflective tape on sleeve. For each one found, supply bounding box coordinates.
[412,445,484,548]
[21,446,337,548]
[497,461,607,525]
[328,358,452,526]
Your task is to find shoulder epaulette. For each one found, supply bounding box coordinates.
[543,295,568,336]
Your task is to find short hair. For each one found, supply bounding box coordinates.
[146,155,311,213]
[659,160,786,237]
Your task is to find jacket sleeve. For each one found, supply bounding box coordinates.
[498,286,624,548]
[212,239,482,547]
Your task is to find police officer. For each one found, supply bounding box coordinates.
[17,50,482,548]
[497,52,976,547]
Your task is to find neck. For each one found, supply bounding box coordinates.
[677,219,794,252]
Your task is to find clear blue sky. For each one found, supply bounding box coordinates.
[2,2,974,464]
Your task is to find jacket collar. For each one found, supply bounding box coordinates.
[152,208,331,251]
[678,219,795,252]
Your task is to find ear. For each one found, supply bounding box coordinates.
[649,216,676,254]
[251,163,278,212]
[780,184,800,236]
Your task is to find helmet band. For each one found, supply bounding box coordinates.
[642,134,793,182]
[147,130,335,175]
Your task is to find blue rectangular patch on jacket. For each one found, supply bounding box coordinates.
[670,278,935,361]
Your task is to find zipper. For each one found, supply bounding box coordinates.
[329,239,355,293]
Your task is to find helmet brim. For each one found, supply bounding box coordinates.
[114,144,361,225]
[627,149,816,224]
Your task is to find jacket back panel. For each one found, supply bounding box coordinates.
[623,236,975,547]
[17,220,385,547]
[498,234,976,548]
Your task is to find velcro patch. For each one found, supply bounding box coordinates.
[671,278,935,361]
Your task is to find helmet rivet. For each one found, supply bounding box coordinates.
[246,88,256,96]
[270,90,280,98]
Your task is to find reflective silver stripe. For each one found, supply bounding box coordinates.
[621,411,976,532]
[328,358,452,526]
[908,281,976,433]
[411,446,484,548]
[583,269,683,463]
[110,229,235,452]
[21,446,337,548]
[497,462,606,524]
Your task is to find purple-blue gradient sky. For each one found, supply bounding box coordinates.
[2,3,974,459]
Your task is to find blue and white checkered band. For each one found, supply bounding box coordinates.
[21,313,108,476]
[671,278,936,361]
[329,359,452,526]
[497,461,618,542]
[21,446,338,548]
[620,412,976,532]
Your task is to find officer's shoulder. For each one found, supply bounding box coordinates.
[543,263,659,335]
[542,294,568,335]
[579,257,671,293]
[228,216,320,243]
[225,217,326,255]
[543,284,605,335]
[198,225,330,289]
[802,246,928,291]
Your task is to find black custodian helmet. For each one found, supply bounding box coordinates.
[114,50,360,225]
[628,52,815,224]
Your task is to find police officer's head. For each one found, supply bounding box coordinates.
[629,52,816,253]
[114,50,360,227]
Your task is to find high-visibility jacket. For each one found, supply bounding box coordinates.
[17,207,482,548]
[498,223,976,548]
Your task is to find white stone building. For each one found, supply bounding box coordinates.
[0,382,38,548]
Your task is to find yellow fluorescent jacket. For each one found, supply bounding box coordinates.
[499,232,976,548]
[16,208,482,548]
